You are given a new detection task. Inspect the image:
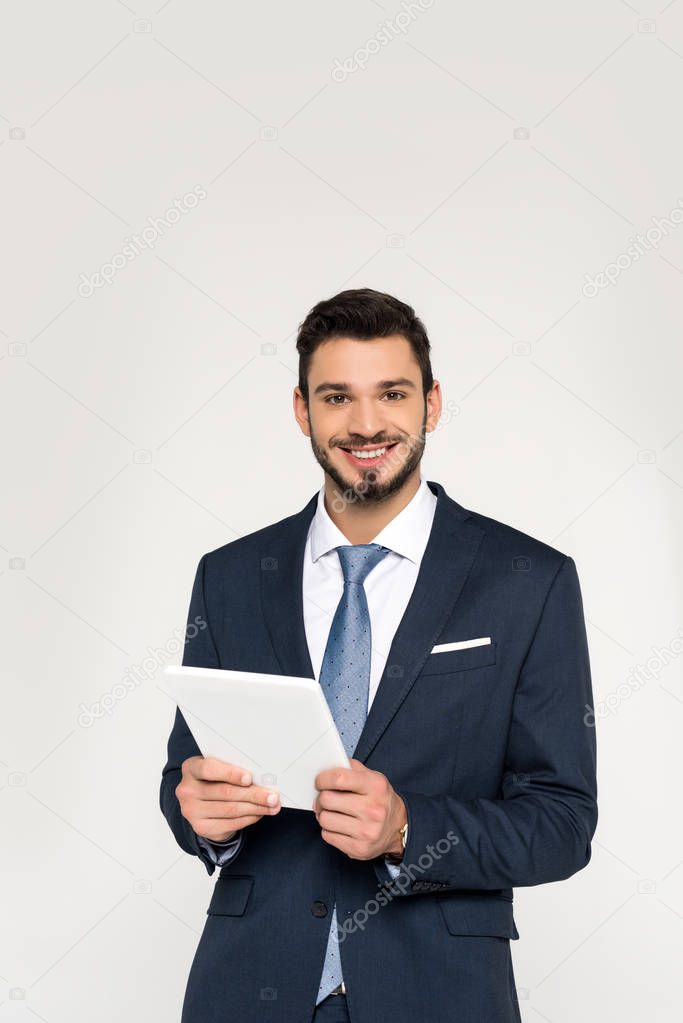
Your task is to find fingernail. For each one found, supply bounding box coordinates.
[241,773,252,785]
[267,792,279,806]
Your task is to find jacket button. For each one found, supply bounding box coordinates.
[311,901,328,918]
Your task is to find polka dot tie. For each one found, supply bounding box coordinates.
[315,542,391,1005]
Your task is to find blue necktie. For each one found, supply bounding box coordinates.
[315,542,391,1005]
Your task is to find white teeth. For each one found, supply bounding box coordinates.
[349,447,387,459]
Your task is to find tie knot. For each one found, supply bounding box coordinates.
[336,542,390,587]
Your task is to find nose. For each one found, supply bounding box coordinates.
[345,397,389,441]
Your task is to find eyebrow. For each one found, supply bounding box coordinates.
[313,377,417,396]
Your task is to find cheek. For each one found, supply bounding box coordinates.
[396,412,426,441]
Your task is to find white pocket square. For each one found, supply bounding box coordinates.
[431,637,491,653]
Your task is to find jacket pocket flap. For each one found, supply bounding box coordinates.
[437,892,519,939]
[207,875,254,916]
[421,641,497,675]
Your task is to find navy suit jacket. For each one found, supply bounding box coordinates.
[160,479,598,1022]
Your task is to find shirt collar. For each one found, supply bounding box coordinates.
[309,476,436,566]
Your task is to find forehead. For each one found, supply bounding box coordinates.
[308,334,419,382]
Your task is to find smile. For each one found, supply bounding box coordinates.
[339,443,398,468]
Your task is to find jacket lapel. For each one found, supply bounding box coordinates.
[259,491,318,684]
[355,482,485,762]
[259,480,486,763]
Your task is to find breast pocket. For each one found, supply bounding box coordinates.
[420,640,497,676]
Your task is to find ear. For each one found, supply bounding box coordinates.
[425,380,443,433]
[293,386,311,437]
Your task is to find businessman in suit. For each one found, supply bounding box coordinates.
[160,288,598,1022]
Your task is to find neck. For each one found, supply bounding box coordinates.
[323,470,422,544]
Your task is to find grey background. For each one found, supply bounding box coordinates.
[2,1,682,1020]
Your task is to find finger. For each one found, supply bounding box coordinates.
[320,829,367,859]
[242,784,281,808]
[200,799,281,820]
[315,790,364,817]
[198,814,262,839]
[199,782,281,808]
[315,766,367,794]
[192,757,254,785]
[316,808,359,838]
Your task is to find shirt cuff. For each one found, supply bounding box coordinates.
[196,831,243,866]
[385,857,402,878]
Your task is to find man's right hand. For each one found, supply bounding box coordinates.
[176,756,281,843]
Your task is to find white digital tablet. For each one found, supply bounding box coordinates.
[160,664,351,810]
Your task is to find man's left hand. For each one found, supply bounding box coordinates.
[313,758,407,860]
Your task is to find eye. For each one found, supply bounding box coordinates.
[323,391,406,405]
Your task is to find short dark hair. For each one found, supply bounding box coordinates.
[295,287,433,404]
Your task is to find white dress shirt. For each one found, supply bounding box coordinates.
[197,474,438,867]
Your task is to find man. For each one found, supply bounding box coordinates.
[160,288,598,1022]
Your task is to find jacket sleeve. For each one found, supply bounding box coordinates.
[375,555,598,897]
[159,554,245,876]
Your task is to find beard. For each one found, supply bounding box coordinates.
[308,406,427,506]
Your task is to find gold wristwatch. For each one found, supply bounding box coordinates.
[386,821,408,865]
[399,821,408,850]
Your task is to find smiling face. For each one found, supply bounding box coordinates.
[294,333,442,505]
